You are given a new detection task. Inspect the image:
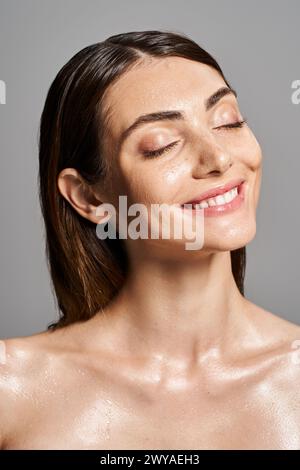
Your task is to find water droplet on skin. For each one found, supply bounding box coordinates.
[0,341,6,365]
[104,399,113,440]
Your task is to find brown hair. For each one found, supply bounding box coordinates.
[38,29,246,330]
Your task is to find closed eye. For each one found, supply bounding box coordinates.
[142,140,180,158]
[214,118,247,130]
[142,118,247,158]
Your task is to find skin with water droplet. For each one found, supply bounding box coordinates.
[0,341,6,365]
[1,58,300,450]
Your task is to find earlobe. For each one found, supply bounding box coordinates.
[57,168,106,224]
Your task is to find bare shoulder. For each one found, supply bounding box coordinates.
[245,299,300,345]
[0,324,84,389]
[0,325,82,448]
[243,298,300,377]
[0,329,66,377]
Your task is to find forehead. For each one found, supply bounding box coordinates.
[102,56,227,141]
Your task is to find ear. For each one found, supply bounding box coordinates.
[57,168,108,224]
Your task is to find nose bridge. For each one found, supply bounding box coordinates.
[192,127,233,176]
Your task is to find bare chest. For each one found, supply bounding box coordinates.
[7,382,300,450]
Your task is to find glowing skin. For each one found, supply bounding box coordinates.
[0,341,6,365]
[1,57,300,450]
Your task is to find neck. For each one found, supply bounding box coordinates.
[98,250,250,364]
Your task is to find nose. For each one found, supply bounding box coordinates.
[192,133,233,178]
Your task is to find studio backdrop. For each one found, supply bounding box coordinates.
[0,0,299,337]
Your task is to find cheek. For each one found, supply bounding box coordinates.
[161,160,191,190]
[121,160,191,205]
[244,134,263,207]
[241,131,263,171]
[254,165,262,208]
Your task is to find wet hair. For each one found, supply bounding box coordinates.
[38,29,246,330]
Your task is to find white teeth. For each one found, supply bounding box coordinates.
[199,200,209,209]
[224,191,232,203]
[215,194,226,205]
[187,185,239,209]
[207,198,216,207]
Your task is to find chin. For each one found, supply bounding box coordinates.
[203,218,257,252]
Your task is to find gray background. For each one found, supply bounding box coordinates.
[0,0,299,338]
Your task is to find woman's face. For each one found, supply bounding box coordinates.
[99,56,262,258]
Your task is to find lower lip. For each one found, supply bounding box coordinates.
[181,181,246,217]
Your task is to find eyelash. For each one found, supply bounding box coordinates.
[142,118,247,158]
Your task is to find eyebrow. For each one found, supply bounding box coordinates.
[118,86,237,147]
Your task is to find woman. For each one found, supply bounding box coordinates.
[1,30,300,450]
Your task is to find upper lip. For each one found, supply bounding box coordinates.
[183,177,245,205]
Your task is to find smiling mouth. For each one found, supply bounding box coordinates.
[181,185,240,209]
[180,179,245,210]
